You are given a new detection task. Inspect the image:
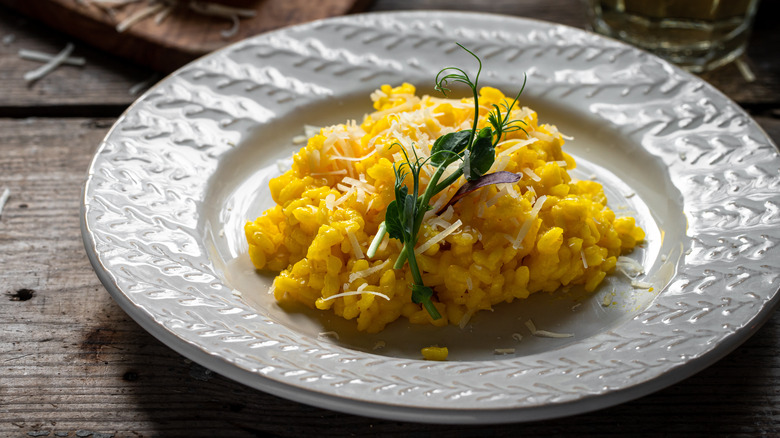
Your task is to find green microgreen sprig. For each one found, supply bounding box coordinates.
[366,43,528,320]
[382,145,442,319]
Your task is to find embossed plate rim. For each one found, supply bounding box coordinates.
[81,11,780,423]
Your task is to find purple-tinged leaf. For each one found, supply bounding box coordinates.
[436,171,522,214]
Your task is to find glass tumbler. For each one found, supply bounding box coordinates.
[585,0,760,72]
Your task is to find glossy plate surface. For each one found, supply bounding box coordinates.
[81,11,780,423]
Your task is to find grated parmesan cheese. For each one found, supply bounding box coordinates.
[631,280,653,289]
[321,284,390,302]
[477,187,488,218]
[116,3,165,32]
[525,319,573,338]
[311,169,347,177]
[531,130,554,142]
[88,0,140,4]
[219,14,240,38]
[415,219,462,255]
[154,4,173,24]
[369,101,414,119]
[424,192,449,222]
[348,259,390,283]
[491,154,510,173]
[616,255,645,278]
[303,125,321,138]
[292,135,307,145]
[331,187,354,208]
[512,195,546,249]
[188,1,257,35]
[485,185,509,208]
[329,148,377,162]
[428,217,452,230]
[103,0,256,39]
[346,230,364,259]
[458,308,476,329]
[19,49,85,66]
[735,57,756,83]
[497,137,537,158]
[378,233,389,252]
[318,331,340,340]
[0,188,10,219]
[23,43,75,82]
[440,205,455,222]
[522,167,541,182]
[324,193,336,210]
[341,176,376,193]
[128,73,160,96]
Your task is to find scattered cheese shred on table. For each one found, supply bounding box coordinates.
[735,58,756,83]
[189,1,256,38]
[116,3,164,32]
[128,73,160,96]
[93,0,256,38]
[0,188,10,219]
[23,43,74,82]
[89,0,140,5]
[154,4,174,24]
[19,49,85,66]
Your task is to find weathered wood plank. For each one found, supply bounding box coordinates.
[0,0,368,74]
[0,7,153,114]
[0,117,778,437]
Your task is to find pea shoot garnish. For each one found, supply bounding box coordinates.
[367,43,528,320]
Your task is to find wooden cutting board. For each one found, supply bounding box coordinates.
[0,0,369,72]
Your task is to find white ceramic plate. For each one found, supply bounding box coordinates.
[81,11,780,423]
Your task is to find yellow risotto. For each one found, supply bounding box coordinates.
[244,83,645,333]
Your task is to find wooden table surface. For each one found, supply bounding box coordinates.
[1,1,778,437]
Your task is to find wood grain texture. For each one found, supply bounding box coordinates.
[0,0,367,73]
[0,1,776,113]
[0,0,779,436]
[0,7,154,115]
[0,122,778,437]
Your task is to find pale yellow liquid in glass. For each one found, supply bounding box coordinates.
[588,0,759,72]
